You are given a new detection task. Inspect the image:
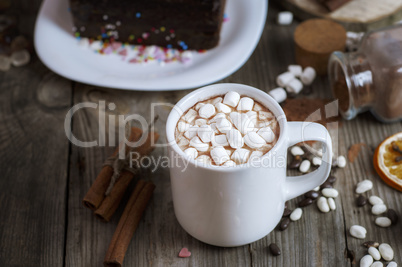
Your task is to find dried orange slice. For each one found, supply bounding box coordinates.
[373,132,402,192]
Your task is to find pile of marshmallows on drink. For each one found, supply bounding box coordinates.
[175,91,279,166]
[269,65,316,103]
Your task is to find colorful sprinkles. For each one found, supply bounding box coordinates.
[72,11,228,65]
[77,37,205,65]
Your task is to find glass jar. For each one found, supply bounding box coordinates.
[328,24,402,122]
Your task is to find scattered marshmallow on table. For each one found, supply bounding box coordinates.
[288,65,302,77]
[378,243,394,261]
[355,180,373,194]
[199,103,216,119]
[268,87,287,103]
[226,128,244,149]
[231,148,251,164]
[317,196,330,213]
[244,132,266,149]
[190,136,209,152]
[276,71,295,87]
[277,11,293,25]
[368,247,381,261]
[286,78,303,94]
[223,91,240,107]
[337,155,347,168]
[369,196,383,205]
[300,66,316,85]
[375,217,392,227]
[211,146,230,165]
[360,255,373,267]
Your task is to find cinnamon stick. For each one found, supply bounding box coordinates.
[104,180,155,267]
[94,131,159,222]
[82,127,143,210]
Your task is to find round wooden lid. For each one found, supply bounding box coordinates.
[294,19,346,75]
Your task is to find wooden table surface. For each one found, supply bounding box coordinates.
[1,1,401,266]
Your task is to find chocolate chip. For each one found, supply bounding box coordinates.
[283,208,292,217]
[279,217,290,231]
[386,209,398,225]
[304,190,319,200]
[327,175,337,184]
[269,243,281,256]
[362,241,379,248]
[289,155,302,169]
[298,197,313,207]
[320,181,333,190]
[356,195,367,207]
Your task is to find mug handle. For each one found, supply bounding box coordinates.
[284,122,333,201]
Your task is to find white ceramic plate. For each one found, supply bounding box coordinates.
[34,0,267,91]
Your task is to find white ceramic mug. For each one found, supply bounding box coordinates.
[166,83,332,247]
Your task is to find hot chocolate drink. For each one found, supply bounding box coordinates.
[175,91,279,166]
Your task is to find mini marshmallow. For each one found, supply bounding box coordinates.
[312,157,322,166]
[257,127,275,143]
[231,148,251,164]
[210,97,223,105]
[195,118,207,126]
[253,103,263,111]
[286,78,303,94]
[268,87,287,103]
[237,97,254,111]
[184,147,198,159]
[210,113,226,122]
[197,125,214,143]
[301,67,316,85]
[246,111,258,124]
[258,121,272,128]
[226,128,244,149]
[215,118,232,133]
[222,160,236,167]
[276,72,295,87]
[211,146,230,165]
[230,112,254,134]
[210,123,219,134]
[211,134,229,147]
[223,91,240,107]
[277,11,293,25]
[215,102,231,113]
[196,155,212,165]
[226,149,233,157]
[288,65,303,77]
[259,111,274,120]
[190,136,209,152]
[194,102,205,111]
[184,125,199,139]
[244,132,266,149]
[177,138,189,149]
[177,121,191,133]
[199,103,216,119]
[183,109,197,123]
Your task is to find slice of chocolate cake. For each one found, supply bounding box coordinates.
[69,0,226,50]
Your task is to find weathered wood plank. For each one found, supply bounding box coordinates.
[0,63,72,266]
